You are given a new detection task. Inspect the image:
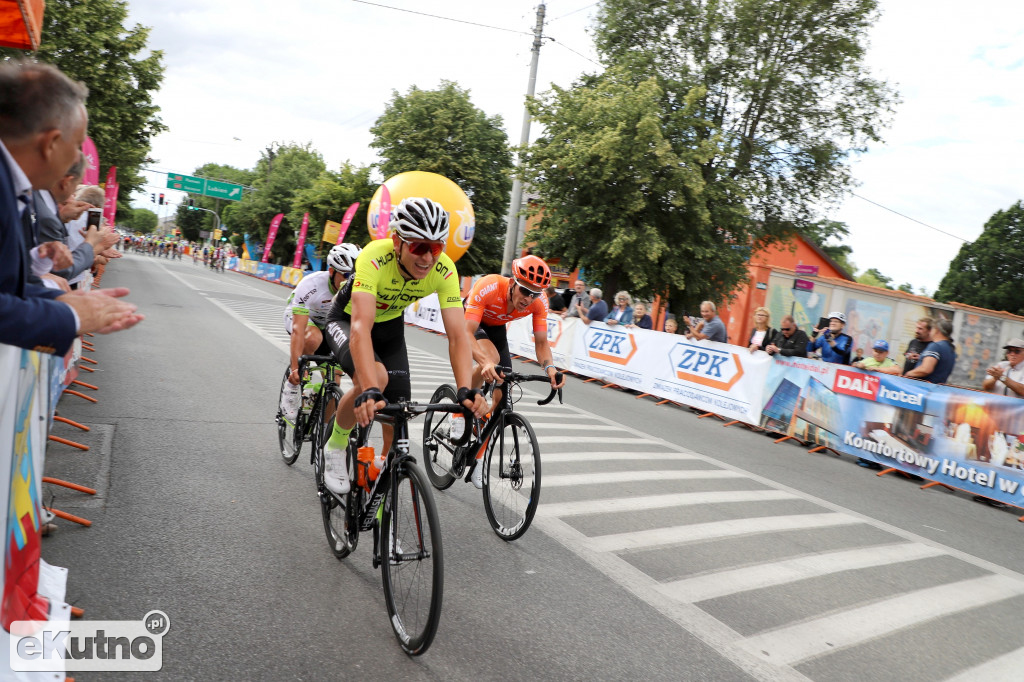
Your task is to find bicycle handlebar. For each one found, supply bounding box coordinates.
[488,370,564,406]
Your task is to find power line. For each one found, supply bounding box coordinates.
[549,2,598,23]
[851,192,971,243]
[546,36,600,66]
[350,0,532,35]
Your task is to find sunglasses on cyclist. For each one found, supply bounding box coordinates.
[400,238,444,258]
[514,281,542,299]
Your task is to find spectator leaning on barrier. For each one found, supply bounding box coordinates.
[853,340,901,375]
[562,279,589,318]
[0,60,143,354]
[983,338,1024,398]
[851,348,864,364]
[546,286,566,313]
[747,306,776,352]
[807,311,853,364]
[604,291,633,326]
[628,301,653,330]
[687,300,727,343]
[903,317,933,374]
[579,287,607,325]
[904,318,956,384]
[765,315,809,358]
[663,317,679,334]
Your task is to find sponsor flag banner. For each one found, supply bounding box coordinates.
[337,202,360,244]
[403,294,446,334]
[293,213,309,269]
[81,137,99,185]
[376,187,390,240]
[261,213,284,263]
[102,167,117,226]
[322,220,341,245]
[761,358,1024,506]
[507,314,577,370]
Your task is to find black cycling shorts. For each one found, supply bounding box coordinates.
[474,323,513,376]
[287,325,332,356]
[324,316,410,403]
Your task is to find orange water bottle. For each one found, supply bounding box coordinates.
[357,446,374,490]
[369,449,384,482]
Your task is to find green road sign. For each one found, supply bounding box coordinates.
[204,179,244,201]
[166,173,245,201]
[166,173,204,193]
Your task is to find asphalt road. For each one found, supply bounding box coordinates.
[40,252,1024,681]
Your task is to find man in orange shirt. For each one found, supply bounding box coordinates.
[463,256,565,487]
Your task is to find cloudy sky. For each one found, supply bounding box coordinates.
[125,0,1024,294]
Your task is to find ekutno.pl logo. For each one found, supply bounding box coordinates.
[10,610,170,672]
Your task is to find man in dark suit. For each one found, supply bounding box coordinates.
[765,315,810,358]
[0,60,143,354]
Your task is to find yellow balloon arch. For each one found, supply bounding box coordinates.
[367,171,476,262]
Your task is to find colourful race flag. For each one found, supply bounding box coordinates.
[82,137,99,185]
[102,166,117,226]
[293,213,309,268]
[262,213,284,263]
[337,202,360,244]
[376,186,390,239]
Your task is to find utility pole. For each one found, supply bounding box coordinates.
[500,2,546,276]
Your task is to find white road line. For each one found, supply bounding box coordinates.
[513,410,593,419]
[586,513,862,553]
[662,542,946,603]
[735,574,1024,666]
[536,435,660,445]
[544,469,745,488]
[944,645,1024,682]
[541,490,796,518]
[544,451,695,463]
[529,422,624,432]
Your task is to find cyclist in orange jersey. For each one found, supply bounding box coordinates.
[463,256,565,488]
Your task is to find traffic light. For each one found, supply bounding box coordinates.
[151,193,155,203]
[188,198,195,210]
[158,193,165,205]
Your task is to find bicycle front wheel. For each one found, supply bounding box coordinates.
[380,462,444,655]
[320,385,358,559]
[421,384,459,490]
[277,367,299,465]
[482,412,541,541]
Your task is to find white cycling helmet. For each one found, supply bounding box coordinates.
[827,311,846,323]
[327,243,360,273]
[389,197,449,242]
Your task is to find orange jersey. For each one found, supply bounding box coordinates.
[465,274,549,333]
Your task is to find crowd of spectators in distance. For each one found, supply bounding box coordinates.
[1,60,142,356]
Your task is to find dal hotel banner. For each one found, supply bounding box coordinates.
[762,357,1024,507]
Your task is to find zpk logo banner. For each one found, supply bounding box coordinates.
[669,342,745,391]
[584,327,637,365]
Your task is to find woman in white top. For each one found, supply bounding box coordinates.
[603,291,634,326]
[748,306,776,353]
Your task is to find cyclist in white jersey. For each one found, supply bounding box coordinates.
[280,243,361,418]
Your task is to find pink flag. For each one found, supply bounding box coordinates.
[376,185,391,239]
[102,166,118,226]
[262,213,284,263]
[336,202,359,244]
[293,213,310,268]
[81,137,99,185]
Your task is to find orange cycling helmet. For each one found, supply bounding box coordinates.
[512,255,551,291]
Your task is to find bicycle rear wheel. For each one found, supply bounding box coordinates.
[319,385,358,559]
[482,412,541,541]
[277,367,300,465]
[421,384,459,490]
[380,462,444,655]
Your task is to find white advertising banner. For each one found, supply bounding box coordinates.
[403,293,446,334]
[505,317,773,424]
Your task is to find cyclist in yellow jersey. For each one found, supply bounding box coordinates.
[321,197,487,494]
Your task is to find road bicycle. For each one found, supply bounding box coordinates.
[315,391,467,656]
[275,354,340,466]
[421,371,562,541]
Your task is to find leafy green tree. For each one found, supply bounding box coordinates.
[125,207,157,234]
[370,81,513,274]
[896,283,915,294]
[856,268,893,289]
[524,71,746,307]
[174,205,205,243]
[803,220,857,276]
[935,201,1024,315]
[288,162,376,256]
[180,163,256,239]
[1,0,166,220]
[231,143,326,264]
[525,0,897,310]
